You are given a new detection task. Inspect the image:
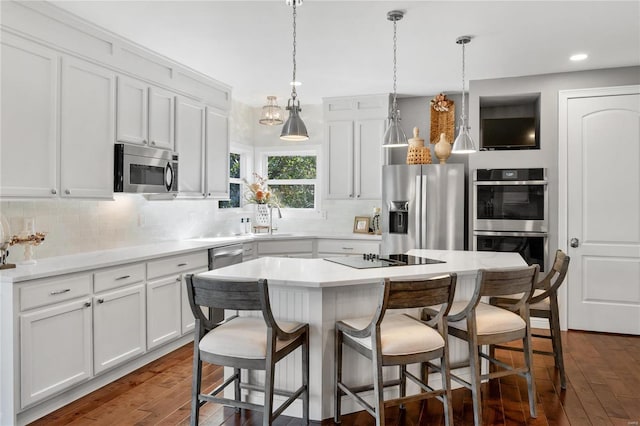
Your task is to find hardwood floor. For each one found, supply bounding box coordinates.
[32,330,640,425]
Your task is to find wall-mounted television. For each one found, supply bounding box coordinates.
[480,117,538,150]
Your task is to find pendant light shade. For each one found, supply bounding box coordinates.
[382,10,408,148]
[452,35,477,153]
[280,0,309,141]
[259,96,284,125]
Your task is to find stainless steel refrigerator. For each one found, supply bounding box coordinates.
[382,164,465,254]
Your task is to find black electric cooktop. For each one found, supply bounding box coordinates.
[324,253,445,269]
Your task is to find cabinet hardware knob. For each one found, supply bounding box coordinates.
[116,275,131,280]
[570,238,580,248]
[356,194,360,198]
[177,263,188,267]
[65,189,70,195]
[143,139,148,144]
[84,302,91,308]
[50,288,71,295]
[151,141,156,146]
[176,276,183,282]
[97,298,104,304]
[349,194,353,198]
[51,189,57,195]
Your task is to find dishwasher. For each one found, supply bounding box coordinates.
[207,244,244,323]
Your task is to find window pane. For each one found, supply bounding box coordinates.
[218,183,240,208]
[229,153,241,179]
[267,156,316,180]
[270,184,314,208]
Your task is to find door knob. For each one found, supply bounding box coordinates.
[570,238,579,248]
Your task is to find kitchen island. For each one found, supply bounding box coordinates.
[198,249,526,422]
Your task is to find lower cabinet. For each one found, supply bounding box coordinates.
[93,283,146,374]
[20,296,93,408]
[146,275,182,349]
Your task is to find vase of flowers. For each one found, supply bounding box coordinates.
[243,173,278,228]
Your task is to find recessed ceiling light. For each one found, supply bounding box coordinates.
[570,53,588,61]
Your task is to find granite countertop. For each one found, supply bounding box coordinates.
[0,233,381,283]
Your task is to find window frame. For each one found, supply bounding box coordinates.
[217,143,253,211]
[255,145,322,217]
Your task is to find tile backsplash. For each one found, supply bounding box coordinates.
[0,197,379,263]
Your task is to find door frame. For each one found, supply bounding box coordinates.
[557,84,640,330]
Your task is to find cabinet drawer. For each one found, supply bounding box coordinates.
[94,263,145,293]
[20,273,92,312]
[147,251,208,280]
[317,239,380,255]
[257,239,313,256]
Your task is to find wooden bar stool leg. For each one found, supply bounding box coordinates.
[191,343,202,426]
[264,354,276,426]
[549,297,567,389]
[234,368,241,413]
[399,364,407,409]
[372,348,385,426]
[441,345,454,426]
[334,330,344,424]
[302,330,310,425]
[467,325,483,426]
[523,323,537,418]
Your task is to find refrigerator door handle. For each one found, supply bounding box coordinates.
[422,174,428,249]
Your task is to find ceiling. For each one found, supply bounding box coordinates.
[50,1,640,107]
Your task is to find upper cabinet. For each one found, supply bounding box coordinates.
[0,2,231,200]
[323,95,388,200]
[0,35,59,198]
[60,57,115,199]
[116,78,175,151]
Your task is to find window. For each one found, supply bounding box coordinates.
[218,152,242,209]
[264,152,318,209]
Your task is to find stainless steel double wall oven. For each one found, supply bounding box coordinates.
[473,168,548,270]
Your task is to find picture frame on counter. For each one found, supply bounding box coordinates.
[353,216,371,234]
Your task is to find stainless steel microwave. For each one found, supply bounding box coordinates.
[114,144,178,194]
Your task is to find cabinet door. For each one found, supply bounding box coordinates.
[0,35,58,198]
[205,107,230,198]
[20,297,92,408]
[175,97,205,197]
[148,87,175,150]
[355,119,384,199]
[180,267,208,335]
[60,58,115,199]
[325,120,354,199]
[116,76,148,145]
[147,276,182,349]
[93,283,146,374]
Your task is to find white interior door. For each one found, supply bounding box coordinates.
[562,86,640,334]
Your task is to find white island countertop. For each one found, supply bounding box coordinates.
[199,249,526,288]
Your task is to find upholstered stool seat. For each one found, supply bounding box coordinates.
[199,316,302,359]
[447,301,526,335]
[342,313,445,356]
[335,275,457,426]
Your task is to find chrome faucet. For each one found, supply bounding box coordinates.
[269,204,282,234]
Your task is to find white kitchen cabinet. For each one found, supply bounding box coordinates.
[0,34,59,198]
[93,264,146,375]
[146,276,182,349]
[60,57,115,199]
[175,96,206,197]
[116,78,175,151]
[147,251,208,346]
[316,238,380,258]
[257,239,314,258]
[324,95,388,200]
[205,107,230,198]
[20,296,92,408]
[148,87,175,150]
[180,266,208,335]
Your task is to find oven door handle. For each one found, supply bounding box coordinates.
[474,231,547,237]
[474,180,547,186]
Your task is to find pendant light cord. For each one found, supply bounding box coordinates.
[291,2,298,101]
[460,41,466,125]
[392,18,398,112]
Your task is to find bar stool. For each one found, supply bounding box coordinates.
[424,265,539,426]
[491,250,571,388]
[334,274,457,426]
[185,274,309,426]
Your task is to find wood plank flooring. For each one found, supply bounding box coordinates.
[32,330,640,425]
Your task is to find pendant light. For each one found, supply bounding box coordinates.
[382,10,408,148]
[280,0,309,141]
[259,96,284,125]
[451,35,477,153]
